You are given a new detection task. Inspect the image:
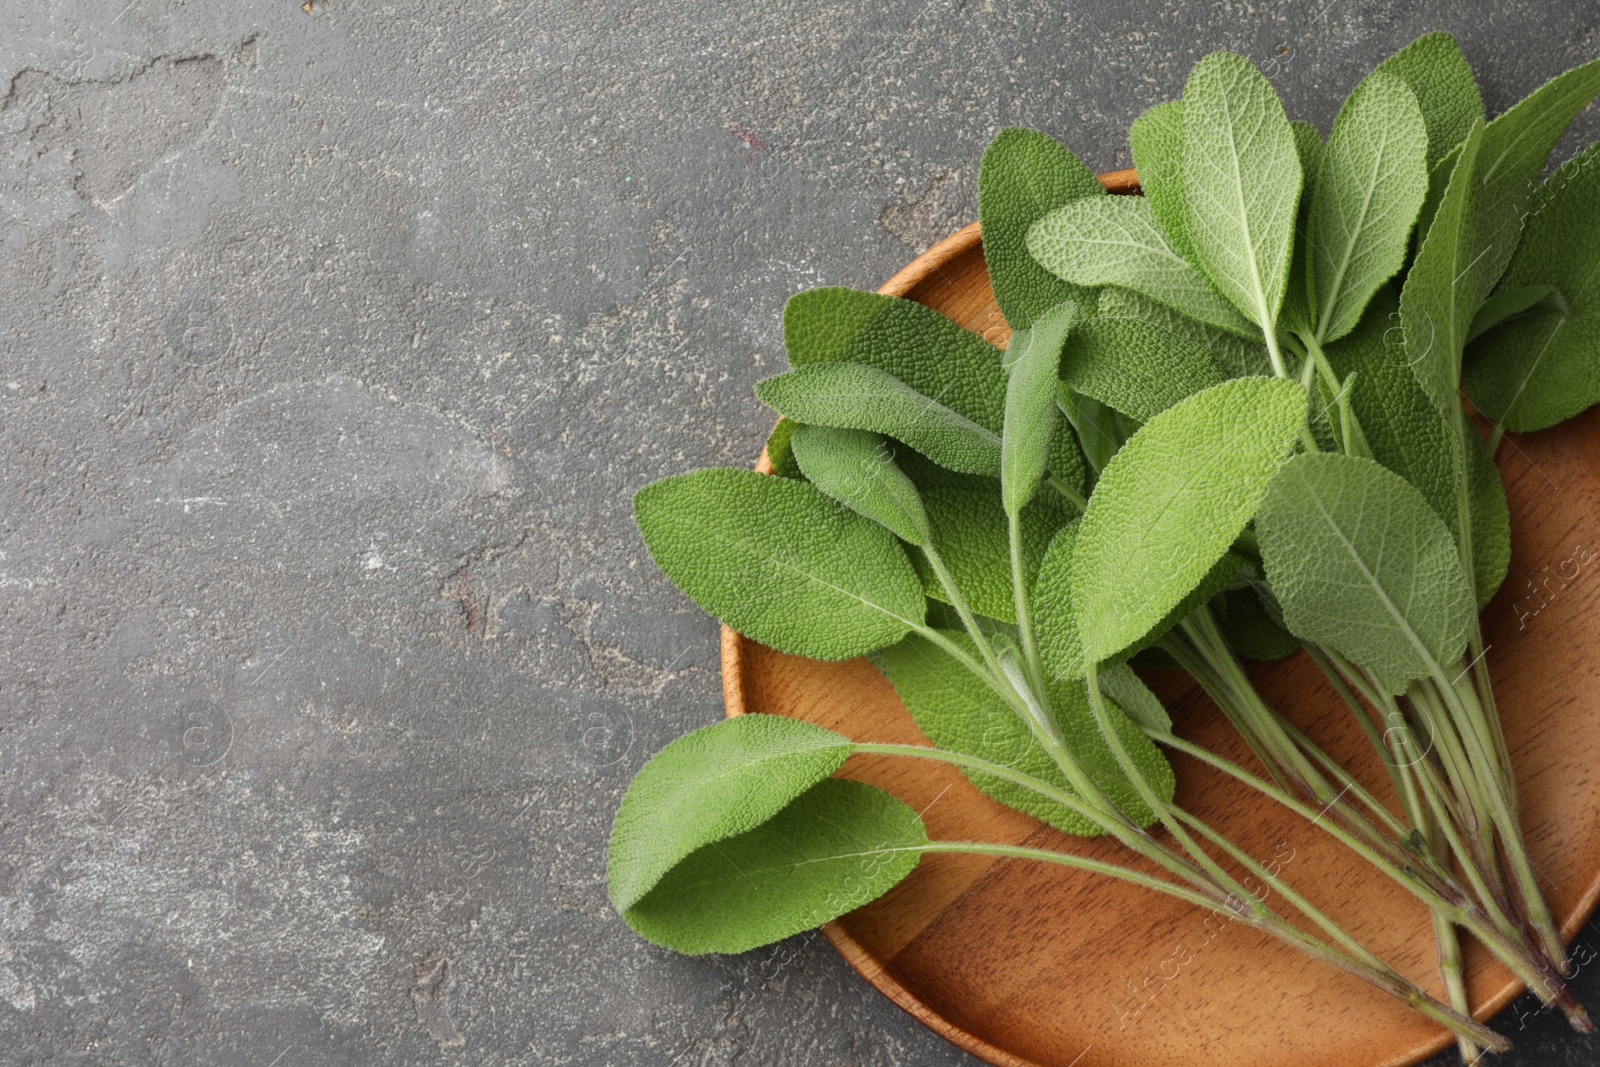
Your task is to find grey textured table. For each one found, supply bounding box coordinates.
[2,2,1598,1065]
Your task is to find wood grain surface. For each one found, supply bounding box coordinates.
[721,170,1600,1067]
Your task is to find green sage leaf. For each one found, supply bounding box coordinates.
[1099,662,1173,736]
[1464,141,1600,432]
[1308,69,1430,344]
[621,777,925,954]
[1071,377,1306,665]
[1129,100,1203,264]
[1002,300,1076,514]
[1327,293,1505,607]
[912,487,1057,623]
[783,287,1006,430]
[877,630,1171,833]
[1464,426,1511,607]
[1280,120,1324,335]
[1256,452,1476,692]
[1061,317,1224,422]
[756,361,1002,477]
[790,425,933,547]
[634,468,925,660]
[1027,196,1256,336]
[1034,520,1243,680]
[1465,284,1564,345]
[608,714,854,913]
[1400,118,1485,416]
[1371,32,1484,169]
[978,127,1105,328]
[1220,587,1301,662]
[764,416,803,478]
[1095,286,1274,379]
[1180,51,1303,333]
[1476,56,1600,294]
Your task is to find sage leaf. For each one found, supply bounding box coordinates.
[1072,377,1306,665]
[1327,293,1505,607]
[1099,662,1173,736]
[1129,100,1203,264]
[1280,120,1324,335]
[756,362,1002,477]
[1096,286,1274,378]
[1047,409,1091,503]
[608,714,853,913]
[1476,56,1600,294]
[634,468,925,660]
[783,287,1006,431]
[1464,426,1511,607]
[1180,52,1303,334]
[1400,118,1486,416]
[790,425,933,547]
[912,486,1057,622]
[1062,317,1224,422]
[764,416,802,478]
[1371,32,1484,169]
[876,630,1172,833]
[1308,69,1430,344]
[1057,386,1131,475]
[1027,196,1256,337]
[1002,300,1076,514]
[1034,521,1244,680]
[1465,284,1564,345]
[621,777,925,954]
[978,127,1105,328]
[1220,587,1301,662]
[1256,453,1476,692]
[1465,141,1600,432]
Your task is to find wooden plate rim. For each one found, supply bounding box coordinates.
[718,165,1600,1067]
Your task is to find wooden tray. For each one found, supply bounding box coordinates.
[722,169,1600,1067]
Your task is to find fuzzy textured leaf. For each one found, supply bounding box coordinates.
[1281,120,1324,335]
[1465,141,1600,432]
[1095,287,1274,378]
[757,362,1002,477]
[1002,300,1076,514]
[790,425,932,547]
[608,715,853,913]
[763,417,803,478]
[1328,293,1506,606]
[978,128,1106,328]
[1400,118,1485,416]
[1464,426,1511,607]
[1061,317,1224,422]
[877,630,1172,833]
[1099,663,1173,735]
[1476,57,1600,295]
[1072,377,1306,665]
[1035,519,1243,679]
[912,487,1058,623]
[621,778,925,954]
[1309,70,1430,344]
[1257,453,1476,692]
[1372,32,1484,169]
[1028,196,1255,336]
[1129,100,1202,264]
[783,288,1007,431]
[634,468,925,660]
[1220,587,1301,661]
[1180,52,1303,331]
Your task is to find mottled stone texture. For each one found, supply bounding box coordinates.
[0,2,1596,1065]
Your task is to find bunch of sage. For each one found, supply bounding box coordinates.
[608,33,1600,1059]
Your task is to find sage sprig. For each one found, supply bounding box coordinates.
[612,34,1600,1062]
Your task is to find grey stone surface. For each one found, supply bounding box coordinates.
[0,2,1597,1065]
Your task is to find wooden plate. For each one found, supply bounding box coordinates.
[722,169,1600,1067]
